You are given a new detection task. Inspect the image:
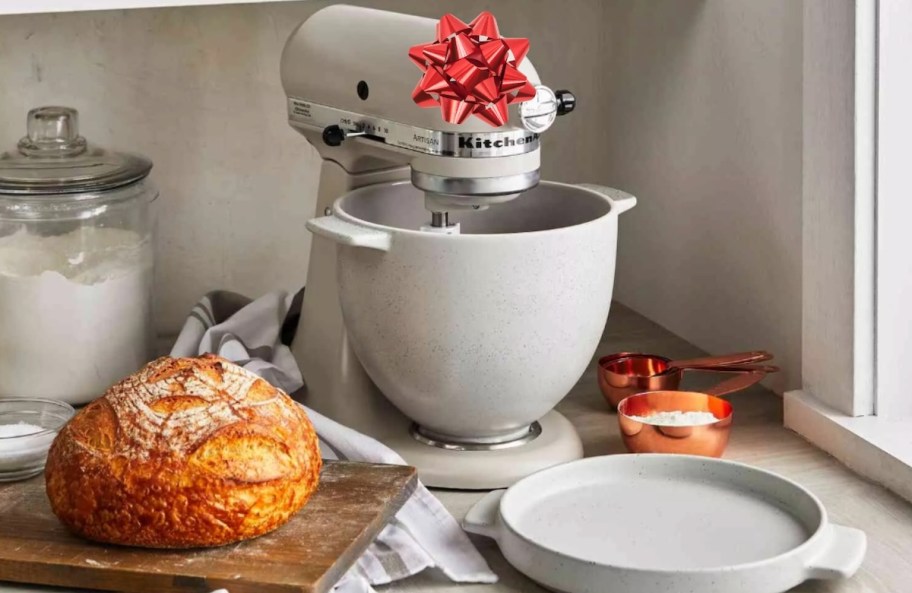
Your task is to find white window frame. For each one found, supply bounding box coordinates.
[784,0,912,502]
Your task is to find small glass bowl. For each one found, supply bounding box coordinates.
[0,398,75,482]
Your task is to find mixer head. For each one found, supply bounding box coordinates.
[280,5,575,231]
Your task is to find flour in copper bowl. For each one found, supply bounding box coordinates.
[627,410,720,426]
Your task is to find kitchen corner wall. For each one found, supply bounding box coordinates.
[0,0,606,334]
[600,1,803,393]
[0,0,802,392]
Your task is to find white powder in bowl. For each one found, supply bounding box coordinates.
[0,421,55,473]
[0,421,44,438]
[627,410,720,426]
[0,227,153,404]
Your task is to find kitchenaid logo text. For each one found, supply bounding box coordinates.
[458,134,539,150]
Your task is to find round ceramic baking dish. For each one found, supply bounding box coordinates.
[463,455,866,593]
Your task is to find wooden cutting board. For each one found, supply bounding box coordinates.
[0,461,417,593]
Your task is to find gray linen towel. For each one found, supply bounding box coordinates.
[171,290,497,593]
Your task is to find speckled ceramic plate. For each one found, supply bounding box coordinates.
[464,455,866,593]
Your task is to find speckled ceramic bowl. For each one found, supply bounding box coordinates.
[307,181,635,443]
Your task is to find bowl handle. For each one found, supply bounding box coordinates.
[576,184,637,215]
[306,215,392,251]
[804,524,867,580]
[463,489,506,540]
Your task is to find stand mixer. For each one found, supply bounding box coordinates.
[281,5,634,489]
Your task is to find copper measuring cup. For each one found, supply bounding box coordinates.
[597,350,775,408]
[616,370,766,457]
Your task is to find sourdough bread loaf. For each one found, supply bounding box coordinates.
[45,354,321,548]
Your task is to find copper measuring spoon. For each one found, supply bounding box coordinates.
[598,350,776,408]
[608,350,772,375]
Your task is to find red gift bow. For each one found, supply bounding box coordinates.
[409,11,537,127]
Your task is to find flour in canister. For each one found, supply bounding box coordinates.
[0,227,153,404]
[627,410,720,426]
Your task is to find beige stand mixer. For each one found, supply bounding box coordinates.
[282,5,635,489]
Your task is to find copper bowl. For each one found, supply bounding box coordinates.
[617,390,733,457]
[598,353,683,408]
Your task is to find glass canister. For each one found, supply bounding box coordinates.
[0,106,157,404]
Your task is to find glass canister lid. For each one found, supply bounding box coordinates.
[0,106,152,195]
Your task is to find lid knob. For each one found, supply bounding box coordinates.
[18,106,87,157]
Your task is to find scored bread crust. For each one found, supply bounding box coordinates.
[45,354,322,548]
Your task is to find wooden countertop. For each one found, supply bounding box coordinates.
[2,304,907,593]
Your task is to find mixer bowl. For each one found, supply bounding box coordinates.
[307,181,635,443]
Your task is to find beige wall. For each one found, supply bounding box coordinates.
[601,1,803,392]
[0,0,606,333]
[0,1,802,391]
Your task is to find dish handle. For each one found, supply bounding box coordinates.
[804,524,867,580]
[463,489,506,541]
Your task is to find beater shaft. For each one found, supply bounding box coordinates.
[430,212,449,228]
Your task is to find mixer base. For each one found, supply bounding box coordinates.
[383,410,584,490]
[410,421,543,450]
